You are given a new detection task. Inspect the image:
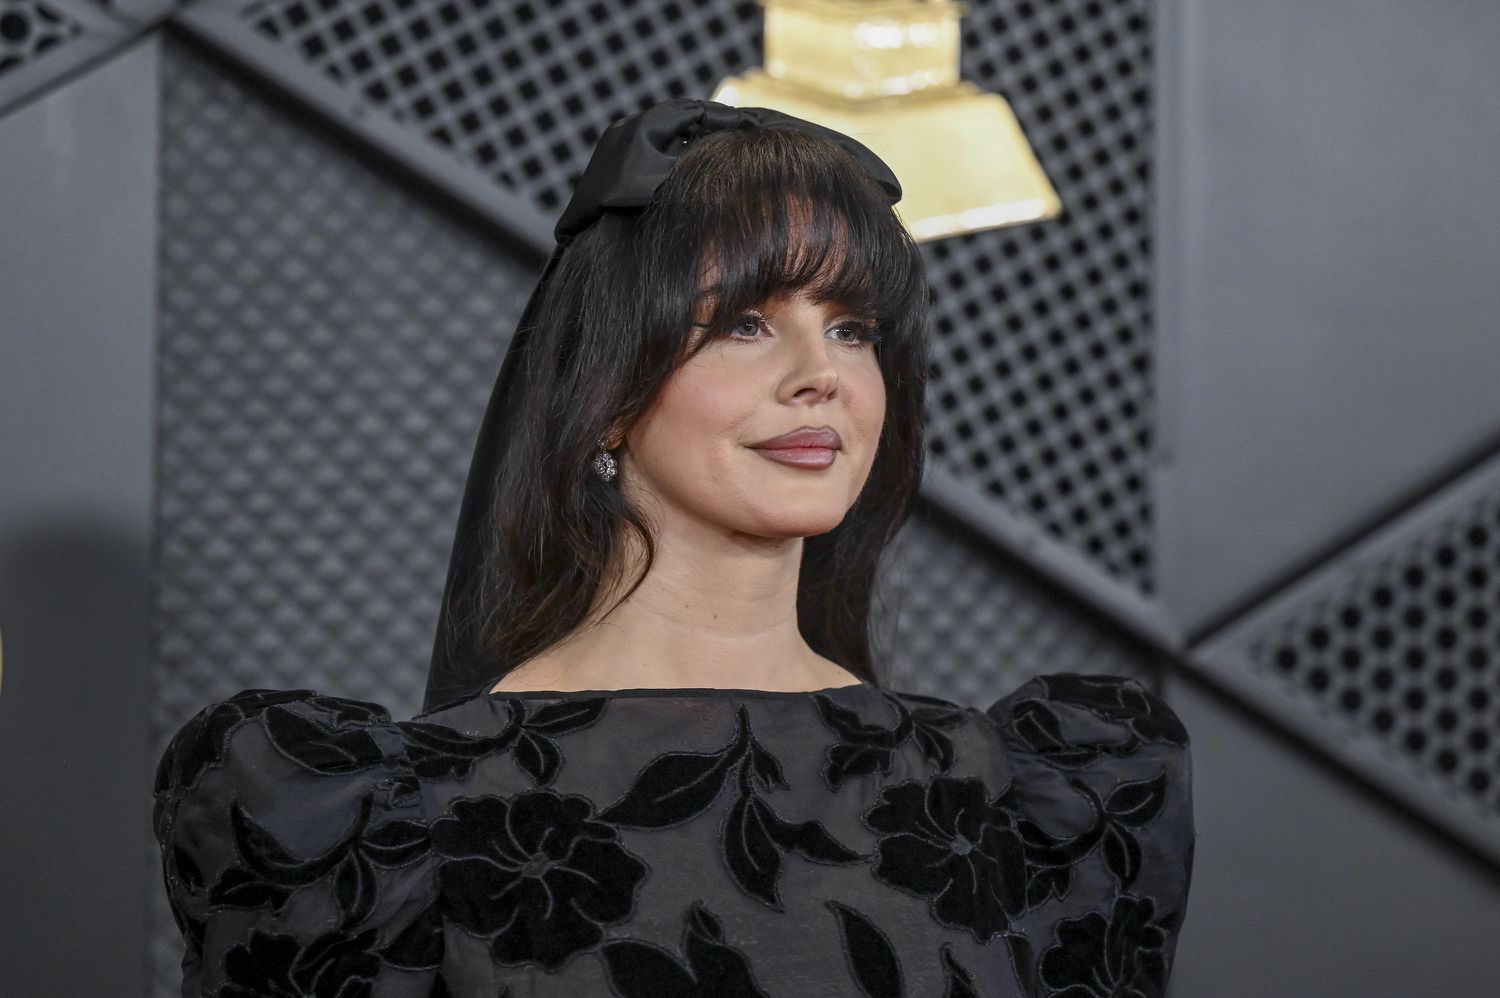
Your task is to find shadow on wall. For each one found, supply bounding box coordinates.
[0,516,153,993]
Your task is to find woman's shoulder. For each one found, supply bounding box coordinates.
[974,672,1195,993]
[978,670,1191,761]
[970,670,1193,831]
[153,687,413,801]
[861,670,1190,766]
[152,688,443,991]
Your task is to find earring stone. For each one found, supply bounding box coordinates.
[593,437,617,481]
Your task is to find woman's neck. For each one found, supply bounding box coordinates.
[489,507,864,695]
[491,540,858,693]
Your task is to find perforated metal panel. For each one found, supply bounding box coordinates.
[239,0,765,211]
[0,0,144,121]
[1199,456,1500,863]
[0,0,81,75]
[927,0,1156,594]
[0,0,84,73]
[153,37,535,725]
[1257,497,1500,806]
[883,504,1153,708]
[149,35,539,995]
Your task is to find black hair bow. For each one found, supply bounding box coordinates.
[554,97,902,244]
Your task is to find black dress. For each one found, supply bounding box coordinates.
[152,671,1194,997]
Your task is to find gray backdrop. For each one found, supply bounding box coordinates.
[1,1,1498,995]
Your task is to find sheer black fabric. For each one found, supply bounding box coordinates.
[153,672,1194,996]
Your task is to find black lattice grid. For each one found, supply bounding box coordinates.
[212,0,1156,595]
[1249,486,1500,817]
[241,0,764,210]
[924,0,1154,593]
[150,35,539,995]
[884,504,1153,708]
[153,36,541,734]
[0,0,82,75]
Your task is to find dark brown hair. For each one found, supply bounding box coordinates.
[431,125,931,705]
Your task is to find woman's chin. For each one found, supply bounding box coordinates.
[737,498,852,538]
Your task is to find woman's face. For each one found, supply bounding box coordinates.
[616,284,887,542]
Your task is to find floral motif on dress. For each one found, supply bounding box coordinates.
[428,789,648,971]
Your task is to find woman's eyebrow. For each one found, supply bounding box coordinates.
[692,285,870,317]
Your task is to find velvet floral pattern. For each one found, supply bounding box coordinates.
[1038,893,1183,998]
[813,689,970,790]
[216,928,383,998]
[209,790,429,929]
[154,672,1193,996]
[861,774,1028,942]
[152,689,386,795]
[597,703,865,910]
[1002,673,1189,768]
[599,901,770,997]
[428,790,648,970]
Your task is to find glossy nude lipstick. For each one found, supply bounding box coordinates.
[748,425,842,470]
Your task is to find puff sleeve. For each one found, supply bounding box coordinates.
[152,689,444,997]
[984,672,1195,998]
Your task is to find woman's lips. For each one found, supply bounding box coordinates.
[752,446,837,469]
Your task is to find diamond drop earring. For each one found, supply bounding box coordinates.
[592,436,617,482]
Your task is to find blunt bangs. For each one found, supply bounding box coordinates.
[634,126,928,362]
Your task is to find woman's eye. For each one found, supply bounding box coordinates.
[719,313,882,347]
[832,321,880,345]
[731,313,764,337]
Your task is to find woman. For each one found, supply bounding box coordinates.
[153,99,1194,997]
